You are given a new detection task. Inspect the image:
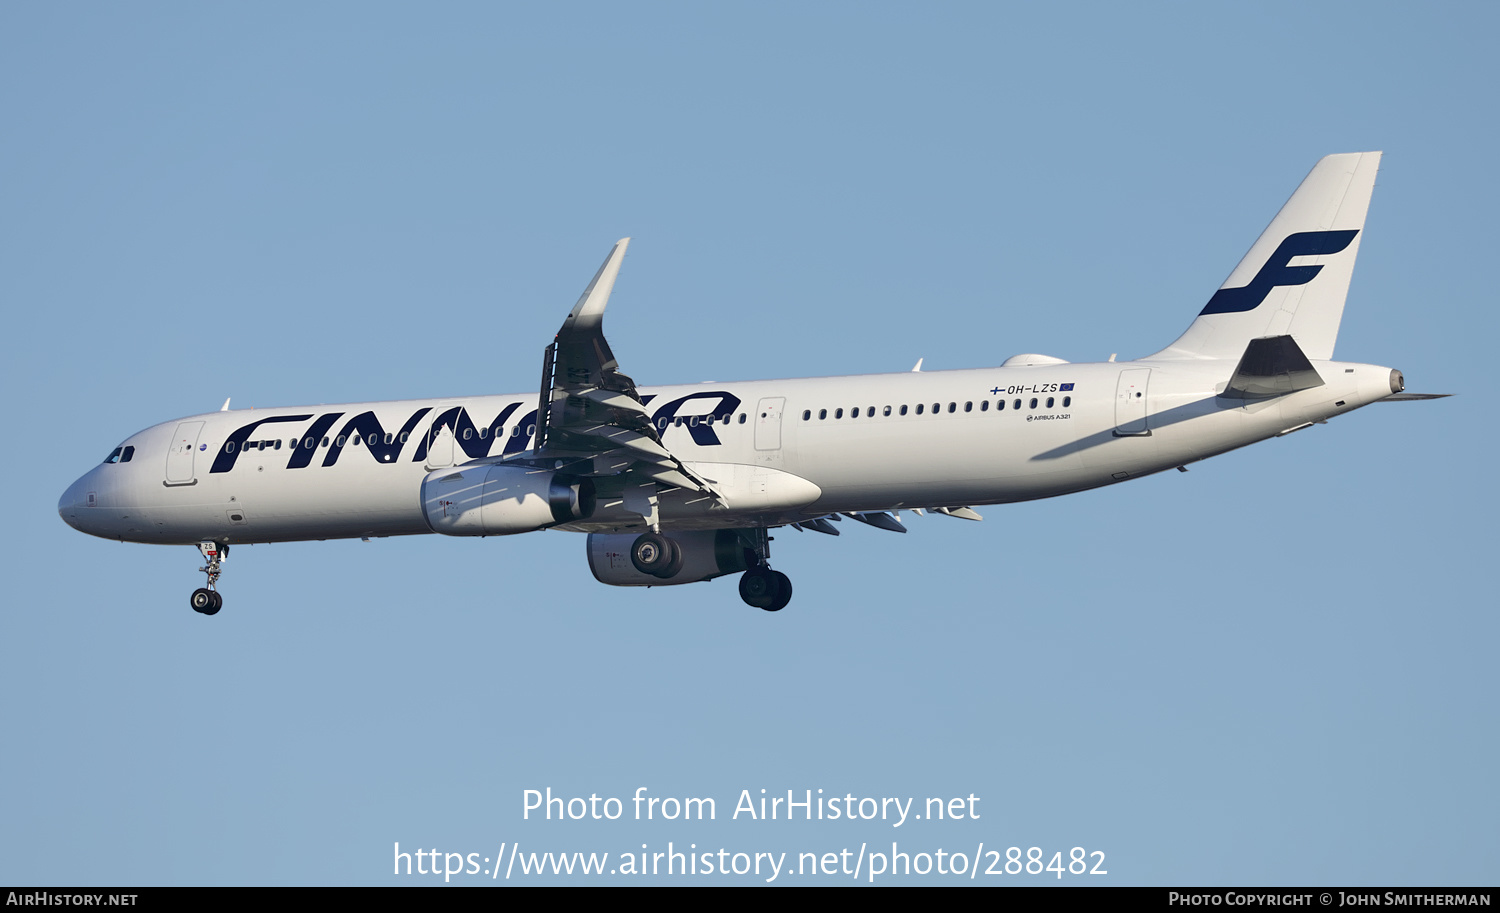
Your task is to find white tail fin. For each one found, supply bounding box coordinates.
[1149,152,1382,362]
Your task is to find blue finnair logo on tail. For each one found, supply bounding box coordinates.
[1199,229,1359,315]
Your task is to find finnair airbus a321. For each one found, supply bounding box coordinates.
[59,152,1442,615]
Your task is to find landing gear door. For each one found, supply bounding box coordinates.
[165,421,205,484]
[1114,369,1151,436]
[754,397,785,451]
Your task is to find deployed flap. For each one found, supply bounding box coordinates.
[843,511,907,533]
[532,239,722,502]
[1221,335,1325,399]
[932,506,983,521]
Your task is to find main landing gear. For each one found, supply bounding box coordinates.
[190,540,227,616]
[629,532,684,579]
[738,565,792,612]
[627,528,794,612]
[732,527,791,612]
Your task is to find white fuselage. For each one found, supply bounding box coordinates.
[58,357,1398,546]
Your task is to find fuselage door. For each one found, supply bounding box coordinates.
[425,421,456,470]
[165,421,205,484]
[1114,369,1151,436]
[754,397,785,451]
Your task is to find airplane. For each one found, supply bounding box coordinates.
[58,151,1444,615]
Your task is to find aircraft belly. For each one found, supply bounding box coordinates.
[138,460,429,543]
[241,467,427,541]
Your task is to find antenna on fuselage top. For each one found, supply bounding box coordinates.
[220,398,231,412]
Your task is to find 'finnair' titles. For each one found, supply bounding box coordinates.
[59,152,1444,615]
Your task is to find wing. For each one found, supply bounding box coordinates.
[532,239,724,505]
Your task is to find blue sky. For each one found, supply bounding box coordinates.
[2,2,1495,885]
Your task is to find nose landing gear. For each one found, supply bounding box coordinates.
[190,540,227,615]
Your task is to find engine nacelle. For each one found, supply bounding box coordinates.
[422,464,595,536]
[587,530,750,586]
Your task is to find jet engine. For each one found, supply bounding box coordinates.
[587,529,750,586]
[422,464,595,536]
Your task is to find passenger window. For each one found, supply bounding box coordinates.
[738,414,747,424]
[964,401,973,412]
[900,405,908,415]
[225,442,236,453]
[948,402,956,413]
[850,407,858,419]
[1063,396,1071,407]
[932,403,940,414]
[883,405,891,416]
[337,436,346,447]
[835,408,844,419]
[1046,397,1054,408]
[819,409,827,420]
[997,400,1005,411]
[802,410,811,421]
[1013,399,1022,410]
[915,404,924,415]
[1029,398,1038,409]
[981,401,989,412]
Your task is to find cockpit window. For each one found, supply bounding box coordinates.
[103,447,122,464]
[120,446,134,462]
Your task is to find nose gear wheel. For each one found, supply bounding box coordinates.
[191,540,228,615]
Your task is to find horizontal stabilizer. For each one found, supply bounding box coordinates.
[1380,393,1452,401]
[1222,336,1324,399]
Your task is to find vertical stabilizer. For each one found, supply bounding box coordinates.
[1148,152,1381,362]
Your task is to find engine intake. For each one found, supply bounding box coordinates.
[422,465,595,536]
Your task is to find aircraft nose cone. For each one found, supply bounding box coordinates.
[59,477,82,528]
[58,471,95,532]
